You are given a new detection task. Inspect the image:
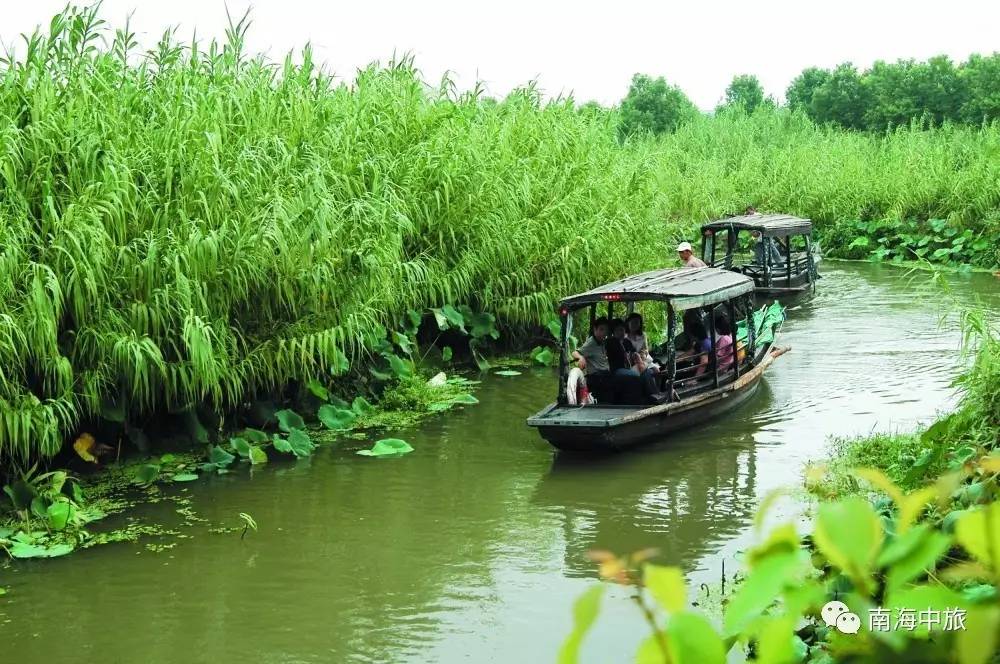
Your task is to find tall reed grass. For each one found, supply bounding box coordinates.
[1,6,997,464]
[0,7,663,463]
[649,110,1000,258]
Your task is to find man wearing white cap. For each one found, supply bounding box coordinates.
[676,241,707,268]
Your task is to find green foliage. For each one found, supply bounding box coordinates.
[3,5,1000,470]
[810,63,871,130]
[239,512,257,540]
[649,111,1000,269]
[720,74,769,114]
[317,404,356,430]
[565,448,1000,663]
[275,410,306,434]
[530,346,556,366]
[786,67,830,112]
[824,218,996,267]
[0,6,658,467]
[789,53,1000,130]
[1,465,100,558]
[960,53,1000,124]
[272,430,314,458]
[619,73,697,138]
[356,438,414,457]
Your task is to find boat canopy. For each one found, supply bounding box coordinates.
[701,213,812,238]
[560,267,754,311]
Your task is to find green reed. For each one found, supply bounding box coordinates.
[1,5,997,465]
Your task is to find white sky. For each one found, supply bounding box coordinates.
[2,1,998,109]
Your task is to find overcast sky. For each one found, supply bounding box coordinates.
[3,1,998,109]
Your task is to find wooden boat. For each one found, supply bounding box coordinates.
[527,268,789,452]
[700,213,820,296]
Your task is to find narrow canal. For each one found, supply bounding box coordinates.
[3,263,998,663]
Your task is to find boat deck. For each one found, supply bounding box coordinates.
[527,405,641,428]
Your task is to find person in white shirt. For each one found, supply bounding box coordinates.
[676,241,707,268]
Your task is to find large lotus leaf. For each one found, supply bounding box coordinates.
[431,305,465,333]
[305,378,330,401]
[248,446,268,465]
[464,310,498,340]
[318,405,356,430]
[272,434,292,454]
[172,473,199,482]
[356,438,414,458]
[275,409,306,433]
[242,428,269,444]
[9,540,75,559]
[209,445,236,468]
[46,501,72,531]
[273,430,315,458]
[230,437,251,458]
[531,346,556,366]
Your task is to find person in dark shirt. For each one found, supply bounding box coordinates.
[608,318,662,402]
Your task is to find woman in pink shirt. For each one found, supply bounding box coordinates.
[714,315,735,372]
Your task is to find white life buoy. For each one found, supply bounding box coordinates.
[566,367,592,406]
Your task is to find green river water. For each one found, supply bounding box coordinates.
[3,262,999,663]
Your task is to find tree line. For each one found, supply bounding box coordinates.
[615,52,1000,137]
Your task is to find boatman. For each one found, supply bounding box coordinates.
[676,241,706,268]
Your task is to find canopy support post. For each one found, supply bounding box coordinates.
[557,311,569,405]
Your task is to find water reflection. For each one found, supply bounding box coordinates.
[535,382,771,576]
[2,263,997,664]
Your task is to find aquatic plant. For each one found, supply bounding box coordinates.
[356,438,414,458]
[562,450,1000,663]
[239,512,257,540]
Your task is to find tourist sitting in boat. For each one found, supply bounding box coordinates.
[714,314,735,372]
[570,317,615,403]
[572,317,610,376]
[751,230,783,266]
[607,318,663,403]
[626,313,658,372]
[677,241,707,268]
[676,316,711,378]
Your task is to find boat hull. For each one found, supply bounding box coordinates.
[533,374,763,452]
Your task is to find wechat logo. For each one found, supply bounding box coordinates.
[822,600,862,635]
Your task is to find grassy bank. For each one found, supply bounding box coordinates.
[1,5,999,472]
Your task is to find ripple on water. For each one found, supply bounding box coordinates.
[3,263,996,664]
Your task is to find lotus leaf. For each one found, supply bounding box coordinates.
[356,438,414,457]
